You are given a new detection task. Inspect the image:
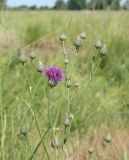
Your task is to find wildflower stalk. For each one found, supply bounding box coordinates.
[67,88,70,115]
[0,78,5,160]
[62,40,68,79]
[64,147,70,160]
[90,55,102,81]
[69,52,78,77]
[61,40,71,116]
[22,65,51,160]
[62,41,67,56]
[29,126,51,160]
[56,149,60,160]
[25,135,35,160]
[41,78,54,131]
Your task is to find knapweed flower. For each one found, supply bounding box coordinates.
[44,66,64,87]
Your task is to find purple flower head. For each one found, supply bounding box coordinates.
[44,66,64,87]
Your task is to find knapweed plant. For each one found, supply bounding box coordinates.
[18,32,109,160]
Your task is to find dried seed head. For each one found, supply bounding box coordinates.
[95,38,102,49]
[59,33,66,41]
[63,117,71,127]
[80,32,86,39]
[104,134,112,143]
[37,61,44,73]
[74,36,82,50]
[20,126,29,136]
[99,44,107,56]
[51,137,60,149]
[66,79,72,88]
[29,51,36,61]
[64,59,69,65]
[19,52,27,65]
[88,147,94,155]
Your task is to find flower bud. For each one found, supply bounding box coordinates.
[29,51,36,61]
[63,117,71,127]
[95,38,102,49]
[19,52,27,65]
[51,137,60,149]
[68,113,74,120]
[80,32,86,39]
[59,33,66,41]
[66,79,72,88]
[20,126,29,136]
[74,36,82,50]
[64,59,69,65]
[88,147,94,155]
[99,44,107,56]
[104,134,112,143]
[48,80,56,88]
[75,82,80,88]
[37,61,44,73]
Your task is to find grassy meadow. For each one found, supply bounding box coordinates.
[0,10,129,159]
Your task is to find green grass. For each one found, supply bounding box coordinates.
[0,10,129,159]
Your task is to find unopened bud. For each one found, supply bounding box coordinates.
[48,80,56,88]
[88,147,94,155]
[29,51,36,61]
[64,59,69,65]
[99,44,107,56]
[19,52,27,65]
[59,33,66,41]
[66,79,72,88]
[95,38,102,49]
[75,82,80,88]
[63,117,71,127]
[104,134,112,143]
[20,126,29,136]
[74,36,82,50]
[68,113,74,120]
[37,61,44,73]
[80,32,86,39]
[51,137,60,149]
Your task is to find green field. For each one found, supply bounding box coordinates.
[0,10,129,160]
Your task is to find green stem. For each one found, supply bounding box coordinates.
[41,78,53,131]
[67,88,70,116]
[22,65,51,160]
[0,78,4,160]
[62,41,67,56]
[29,126,51,160]
[25,135,36,160]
